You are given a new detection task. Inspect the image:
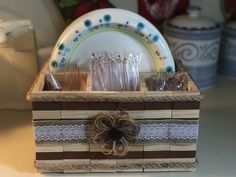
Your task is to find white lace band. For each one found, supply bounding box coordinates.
[34,120,198,144]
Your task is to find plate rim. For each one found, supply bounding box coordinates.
[49,8,175,72]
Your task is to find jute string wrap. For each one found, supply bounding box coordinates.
[91,110,139,156]
[36,161,196,171]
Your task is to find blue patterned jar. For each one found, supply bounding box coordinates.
[219,21,236,78]
[164,7,222,90]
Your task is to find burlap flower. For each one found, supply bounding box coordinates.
[91,110,139,156]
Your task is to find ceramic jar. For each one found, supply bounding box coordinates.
[219,21,236,78]
[164,7,222,89]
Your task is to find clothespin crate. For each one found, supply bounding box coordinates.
[27,60,201,173]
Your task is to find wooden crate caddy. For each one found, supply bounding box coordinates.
[27,61,201,173]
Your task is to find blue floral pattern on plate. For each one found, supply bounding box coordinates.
[49,9,174,72]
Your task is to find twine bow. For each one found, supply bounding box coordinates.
[91,110,139,156]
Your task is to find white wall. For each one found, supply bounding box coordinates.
[110,0,138,12]
[110,0,225,23]
[191,0,224,23]
[0,0,65,48]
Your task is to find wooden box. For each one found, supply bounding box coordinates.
[27,62,201,173]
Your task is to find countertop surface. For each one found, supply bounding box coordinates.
[0,75,236,177]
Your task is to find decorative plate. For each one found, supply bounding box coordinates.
[49,8,175,72]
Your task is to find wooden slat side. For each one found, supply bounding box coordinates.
[172,110,200,119]
[116,159,144,172]
[36,151,196,160]
[33,110,61,120]
[144,110,172,119]
[143,158,196,172]
[170,144,197,151]
[36,152,63,160]
[144,144,170,151]
[173,101,200,110]
[35,160,63,173]
[60,110,172,119]
[63,159,90,173]
[60,91,89,102]
[143,159,169,172]
[27,61,49,101]
[63,143,89,152]
[60,110,171,119]
[31,91,61,102]
[35,144,196,154]
[33,102,173,111]
[36,144,63,152]
[32,102,61,110]
[35,159,196,172]
[187,75,200,92]
[90,160,117,172]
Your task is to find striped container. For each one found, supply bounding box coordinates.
[164,7,222,90]
[27,61,201,173]
[219,21,236,78]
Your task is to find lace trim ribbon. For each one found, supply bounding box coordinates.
[34,120,198,144]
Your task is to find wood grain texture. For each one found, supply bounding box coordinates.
[30,90,201,103]
[35,158,196,172]
[36,144,63,153]
[61,102,88,110]
[188,77,200,92]
[90,160,117,172]
[36,151,196,160]
[169,158,196,172]
[32,101,199,111]
[170,144,197,151]
[60,110,89,119]
[63,143,89,152]
[35,160,63,173]
[143,159,169,172]
[116,159,144,172]
[26,62,48,101]
[33,102,61,110]
[30,90,201,102]
[143,158,196,172]
[36,152,63,160]
[31,91,61,102]
[63,152,91,159]
[63,159,90,173]
[143,151,196,159]
[144,144,170,151]
[35,144,196,154]
[172,101,200,110]
[33,110,61,120]
[172,110,200,118]
[60,110,172,119]
[172,91,201,100]
[89,144,101,152]
[143,110,172,119]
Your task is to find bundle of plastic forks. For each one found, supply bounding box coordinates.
[90,51,142,91]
